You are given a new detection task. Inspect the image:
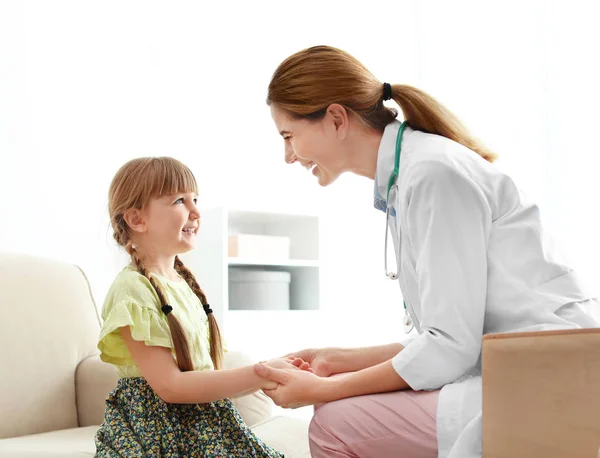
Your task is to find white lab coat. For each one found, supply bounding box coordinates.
[375,120,599,458]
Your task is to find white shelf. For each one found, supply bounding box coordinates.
[228,258,319,267]
[181,207,321,357]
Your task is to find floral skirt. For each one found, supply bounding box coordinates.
[95,377,284,457]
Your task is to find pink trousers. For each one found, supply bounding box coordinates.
[309,389,440,458]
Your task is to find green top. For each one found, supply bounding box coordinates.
[98,266,214,378]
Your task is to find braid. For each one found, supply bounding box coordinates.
[126,243,194,372]
[175,256,224,370]
[174,256,207,303]
[127,243,165,303]
[112,215,129,247]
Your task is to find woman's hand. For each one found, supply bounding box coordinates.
[261,356,311,371]
[285,348,333,377]
[254,362,333,408]
[286,343,406,376]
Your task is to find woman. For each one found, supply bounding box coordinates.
[254,45,599,458]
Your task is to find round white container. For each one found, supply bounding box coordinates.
[228,268,291,311]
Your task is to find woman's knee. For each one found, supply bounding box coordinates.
[309,401,346,451]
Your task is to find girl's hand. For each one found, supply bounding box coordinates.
[258,356,312,391]
[260,377,279,391]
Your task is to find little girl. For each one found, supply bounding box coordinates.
[95,156,304,457]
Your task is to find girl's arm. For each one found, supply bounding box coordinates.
[121,327,278,404]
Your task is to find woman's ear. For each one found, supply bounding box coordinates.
[123,208,147,233]
[326,103,349,140]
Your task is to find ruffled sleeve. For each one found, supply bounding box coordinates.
[98,299,173,366]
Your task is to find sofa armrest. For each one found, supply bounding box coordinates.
[75,355,119,427]
[224,351,274,428]
[482,328,600,458]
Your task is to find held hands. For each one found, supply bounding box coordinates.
[255,349,334,408]
[258,356,313,391]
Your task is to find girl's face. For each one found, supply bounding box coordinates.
[271,104,348,187]
[127,192,200,256]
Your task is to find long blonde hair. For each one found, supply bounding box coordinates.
[108,157,223,371]
[267,45,497,163]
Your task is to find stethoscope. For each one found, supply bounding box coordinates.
[383,121,415,334]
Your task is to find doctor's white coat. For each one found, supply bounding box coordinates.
[375,120,599,458]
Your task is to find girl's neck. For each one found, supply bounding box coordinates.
[135,252,180,282]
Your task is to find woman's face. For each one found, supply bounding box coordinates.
[270,104,348,187]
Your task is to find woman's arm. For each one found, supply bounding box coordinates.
[255,358,410,408]
[327,360,410,399]
[121,327,278,404]
[322,343,405,375]
[288,343,405,376]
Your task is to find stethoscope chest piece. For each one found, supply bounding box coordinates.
[403,311,415,334]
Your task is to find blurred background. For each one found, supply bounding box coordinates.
[1,0,599,352]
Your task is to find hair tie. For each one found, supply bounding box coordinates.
[161,305,173,315]
[382,82,393,101]
[203,303,213,315]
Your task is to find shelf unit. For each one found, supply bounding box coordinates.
[181,207,321,358]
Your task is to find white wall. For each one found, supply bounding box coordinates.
[1,0,599,349]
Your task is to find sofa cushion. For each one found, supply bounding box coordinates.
[0,417,311,458]
[0,254,101,439]
[252,415,311,458]
[224,350,274,427]
[0,426,97,457]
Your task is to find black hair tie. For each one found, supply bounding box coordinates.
[203,303,213,315]
[382,82,393,101]
[161,305,173,315]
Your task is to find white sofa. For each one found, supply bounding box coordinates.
[0,253,311,457]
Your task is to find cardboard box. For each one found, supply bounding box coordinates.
[228,234,291,259]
